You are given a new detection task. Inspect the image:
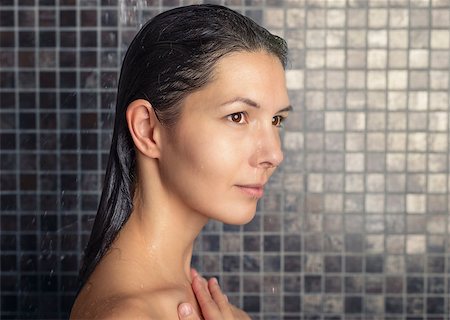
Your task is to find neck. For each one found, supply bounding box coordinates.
[111,183,209,287]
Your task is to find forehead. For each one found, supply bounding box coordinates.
[185,51,290,111]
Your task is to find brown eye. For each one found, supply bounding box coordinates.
[272,115,284,127]
[228,112,245,124]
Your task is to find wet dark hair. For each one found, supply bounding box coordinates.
[79,4,288,286]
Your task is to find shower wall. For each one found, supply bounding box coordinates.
[1,0,449,319]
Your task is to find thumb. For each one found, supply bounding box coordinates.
[178,303,201,320]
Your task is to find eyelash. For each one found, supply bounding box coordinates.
[227,112,286,127]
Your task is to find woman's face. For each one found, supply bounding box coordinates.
[158,51,291,224]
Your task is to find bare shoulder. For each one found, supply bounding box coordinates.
[71,287,185,319]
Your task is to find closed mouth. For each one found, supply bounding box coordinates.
[236,184,264,198]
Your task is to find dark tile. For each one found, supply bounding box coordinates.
[40,71,56,88]
[81,10,97,26]
[21,194,37,211]
[264,235,280,252]
[1,295,17,312]
[60,10,76,27]
[427,256,445,273]
[101,10,117,26]
[0,71,14,88]
[407,276,424,293]
[284,235,301,251]
[324,255,341,272]
[20,254,38,272]
[40,274,58,292]
[0,92,15,108]
[406,255,425,273]
[19,10,35,27]
[81,154,97,170]
[0,133,15,150]
[60,71,77,88]
[264,255,280,272]
[0,31,15,47]
[39,10,56,27]
[284,254,301,272]
[19,31,36,47]
[385,276,403,294]
[202,235,219,252]
[284,295,301,312]
[1,254,17,271]
[40,194,57,211]
[20,215,37,231]
[385,297,403,314]
[80,194,96,210]
[1,194,17,210]
[223,255,239,272]
[243,275,260,292]
[41,214,57,232]
[81,31,97,47]
[426,297,444,314]
[101,51,118,68]
[19,112,36,128]
[20,235,37,251]
[325,276,341,293]
[284,275,301,292]
[39,154,56,171]
[101,92,116,109]
[244,254,261,272]
[222,275,240,292]
[366,255,384,273]
[20,134,37,150]
[60,275,79,291]
[0,174,16,191]
[1,234,16,251]
[40,92,56,108]
[304,275,321,293]
[2,275,18,291]
[61,234,78,252]
[60,31,76,47]
[101,31,117,47]
[244,235,261,252]
[344,296,362,313]
[39,31,55,47]
[244,295,260,312]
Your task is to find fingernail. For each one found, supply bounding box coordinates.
[211,277,218,285]
[179,303,193,316]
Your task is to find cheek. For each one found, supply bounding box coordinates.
[182,133,240,187]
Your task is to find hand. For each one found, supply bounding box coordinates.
[177,269,250,320]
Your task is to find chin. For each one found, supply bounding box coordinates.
[219,206,257,225]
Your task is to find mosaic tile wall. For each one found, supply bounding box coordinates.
[1,0,449,319]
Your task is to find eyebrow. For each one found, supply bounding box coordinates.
[220,97,293,113]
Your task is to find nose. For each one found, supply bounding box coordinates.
[249,125,284,169]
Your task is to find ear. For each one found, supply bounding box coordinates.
[126,99,162,159]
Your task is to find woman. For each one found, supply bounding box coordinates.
[70,4,291,318]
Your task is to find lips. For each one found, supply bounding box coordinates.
[236,184,265,198]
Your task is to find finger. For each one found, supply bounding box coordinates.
[208,278,233,315]
[177,303,201,320]
[190,268,200,279]
[192,275,221,319]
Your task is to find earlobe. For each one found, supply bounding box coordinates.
[126,99,161,158]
